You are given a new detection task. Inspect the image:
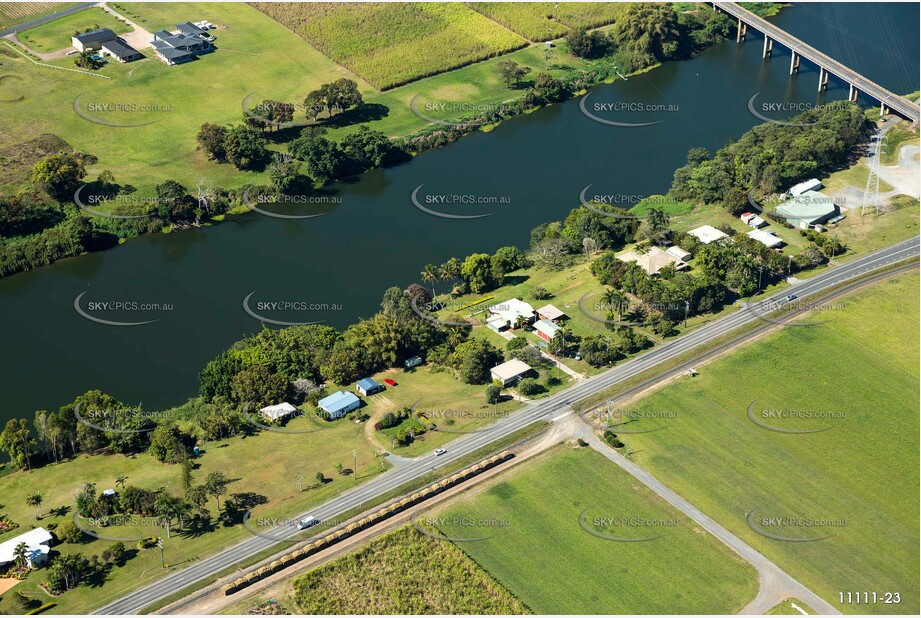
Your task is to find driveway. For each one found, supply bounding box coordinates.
[101,2,152,50]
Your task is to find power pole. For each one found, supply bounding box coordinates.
[352,450,357,483]
[156,537,165,569]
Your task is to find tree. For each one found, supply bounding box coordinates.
[147,423,190,464]
[230,365,287,406]
[289,127,348,184]
[102,541,127,565]
[516,378,541,397]
[420,264,439,298]
[155,179,197,223]
[268,153,301,193]
[0,418,33,470]
[56,519,84,544]
[186,485,211,518]
[45,552,93,592]
[565,27,610,59]
[485,384,502,405]
[460,253,498,294]
[223,125,267,170]
[601,288,629,321]
[204,471,229,511]
[341,125,397,170]
[646,208,671,244]
[196,123,228,161]
[116,475,128,490]
[303,89,325,121]
[13,542,30,570]
[549,328,569,357]
[31,152,87,199]
[26,492,44,519]
[155,493,190,539]
[496,60,531,88]
[315,471,326,485]
[451,339,502,384]
[329,78,363,114]
[492,246,525,274]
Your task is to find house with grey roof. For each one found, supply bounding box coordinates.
[71,28,142,63]
[151,24,214,66]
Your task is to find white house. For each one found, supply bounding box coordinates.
[688,225,729,245]
[487,298,535,331]
[260,402,298,422]
[0,528,53,569]
[666,245,692,262]
[747,229,784,249]
[490,359,533,387]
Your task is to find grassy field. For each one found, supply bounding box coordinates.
[287,525,528,614]
[470,2,627,41]
[767,598,818,615]
[0,410,388,614]
[608,274,920,614]
[250,2,527,90]
[430,445,758,613]
[342,365,525,457]
[18,6,131,52]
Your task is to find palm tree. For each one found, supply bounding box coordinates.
[115,475,128,490]
[646,208,670,244]
[13,542,29,569]
[601,289,628,321]
[155,495,188,539]
[26,492,43,519]
[420,264,439,299]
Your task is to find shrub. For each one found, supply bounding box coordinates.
[56,519,83,544]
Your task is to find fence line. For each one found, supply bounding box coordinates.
[3,40,111,79]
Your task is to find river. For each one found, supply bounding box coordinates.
[1,3,917,424]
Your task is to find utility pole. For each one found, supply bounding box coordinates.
[352,450,357,483]
[156,537,165,569]
[683,299,690,328]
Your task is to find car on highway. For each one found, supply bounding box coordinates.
[297,516,319,530]
[434,448,447,456]
[784,294,797,302]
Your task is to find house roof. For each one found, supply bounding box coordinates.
[260,402,297,420]
[775,191,837,225]
[0,528,52,565]
[788,178,823,196]
[101,39,140,59]
[318,391,360,412]
[356,378,382,391]
[152,44,194,60]
[73,28,116,45]
[688,225,729,244]
[489,298,534,325]
[666,245,692,260]
[536,304,566,321]
[618,246,687,276]
[176,21,206,35]
[533,319,562,339]
[490,358,532,382]
[747,229,784,248]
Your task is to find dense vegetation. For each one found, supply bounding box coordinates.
[469,2,628,41]
[250,2,528,90]
[291,526,530,614]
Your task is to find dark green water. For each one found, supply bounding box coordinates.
[1,3,917,423]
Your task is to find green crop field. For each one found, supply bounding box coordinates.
[250,2,527,90]
[289,526,529,614]
[432,446,759,614]
[18,6,131,52]
[0,2,76,29]
[608,274,920,614]
[469,2,627,41]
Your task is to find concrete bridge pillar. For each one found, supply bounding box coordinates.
[789,51,800,75]
[880,101,888,117]
[848,84,859,102]
[736,19,747,43]
[762,36,773,59]
[817,67,829,92]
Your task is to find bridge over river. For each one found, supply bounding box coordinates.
[715,1,920,121]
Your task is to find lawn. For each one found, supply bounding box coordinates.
[288,525,528,613]
[250,2,527,90]
[0,409,389,614]
[766,598,818,615]
[430,445,758,614]
[353,365,524,457]
[18,6,130,52]
[605,274,920,614]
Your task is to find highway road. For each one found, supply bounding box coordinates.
[0,2,97,38]
[97,236,919,615]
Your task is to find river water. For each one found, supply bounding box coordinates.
[1,3,917,423]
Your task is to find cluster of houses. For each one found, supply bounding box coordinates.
[485,299,568,342]
[0,527,52,570]
[630,178,842,268]
[257,374,396,424]
[70,20,216,66]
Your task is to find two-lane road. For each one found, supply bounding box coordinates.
[97,237,919,614]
